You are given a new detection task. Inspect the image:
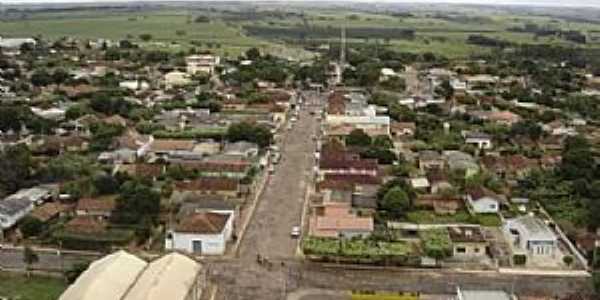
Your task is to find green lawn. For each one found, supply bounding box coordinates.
[405,210,502,226]
[0,10,310,58]
[0,272,66,300]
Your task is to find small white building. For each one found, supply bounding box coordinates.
[465,187,500,214]
[504,215,558,257]
[186,54,220,75]
[166,211,233,255]
[7,186,53,205]
[0,37,36,49]
[379,68,402,82]
[119,80,150,91]
[456,287,511,300]
[223,141,259,158]
[464,132,492,150]
[164,71,191,88]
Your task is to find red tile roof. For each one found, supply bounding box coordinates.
[76,197,117,213]
[174,178,239,192]
[64,216,107,234]
[323,174,381,185]
[178,161,250,173]
[327,92,346,115]
[175,212,230,234]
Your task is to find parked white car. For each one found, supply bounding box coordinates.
[291,226,301,238]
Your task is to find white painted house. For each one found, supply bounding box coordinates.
[464,132,492,150]
[165,211,233,255]
[186,54,220,75]
[504,215,558,257]
[465,187,500,214]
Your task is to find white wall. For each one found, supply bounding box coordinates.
[166,213,233,255]
[469,197,498,214]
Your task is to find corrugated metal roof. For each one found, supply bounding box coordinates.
[123,253,202,300]
[59,251,147,300]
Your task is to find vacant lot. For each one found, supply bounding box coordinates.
[0,272,66,300]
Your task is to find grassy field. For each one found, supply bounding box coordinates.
[0,272,67,300]
[0,10,312,59]
[241,9,600,58]
[1,7,599,59]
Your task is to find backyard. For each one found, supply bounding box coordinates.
[0,272,66,300]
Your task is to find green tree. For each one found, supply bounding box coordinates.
[346,129,372,147]
[65,104,88,120]
[31,69,53,86]
[0,145,32,195]
[380,187,410,218]
[112,180,161,225]
[23,246,39,277]
[511,120,543,141]
[93,174,120,195]
[52,68,70,86]
[245,47,261,60]
[226,122,272,148]
[89,123,125,152]
[560,136,594,180]
[64,262,90,283]
[593,271,600,295]
[19,216,44,238]
[372,135,393,149]
[139,34,153,42]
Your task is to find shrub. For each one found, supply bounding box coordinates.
[513,254,527,265]
[563,255,574,266]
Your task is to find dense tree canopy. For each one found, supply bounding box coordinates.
[112,179,161,225]
[226,122,273,148]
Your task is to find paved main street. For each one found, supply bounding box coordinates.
[237,92,318,262]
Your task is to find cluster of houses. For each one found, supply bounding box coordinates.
[0,36,301,257]
[306,64,591,269]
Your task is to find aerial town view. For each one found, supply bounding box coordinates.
[0,0,600,299]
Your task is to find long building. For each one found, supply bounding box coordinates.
[59,251,203,300]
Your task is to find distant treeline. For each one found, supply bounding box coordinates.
[244,25,416,40]
[508,23,587,44]
[467,35,513,48]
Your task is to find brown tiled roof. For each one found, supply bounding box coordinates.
[103,115,128,127]
[60,84,99,98]
[415,194,463,208]
[391,122,416,132]
[175,212,230,234]
[174,178,239,192]
[323,174,381,185]
[317,179,354,192]
[115,128,149,150]
[64,216,107,234]
[327,92,346,115]
[134,164,164,177]
[150,139,195,152]
[178,161,250,173]
[43,135,88,151]
[30,202,70,222]
[76,197,117,213]
[465,186,499,201]
[319,157,378,171]
[266,90,292,102]
[426,169,449,183]
[448,226,486,243]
